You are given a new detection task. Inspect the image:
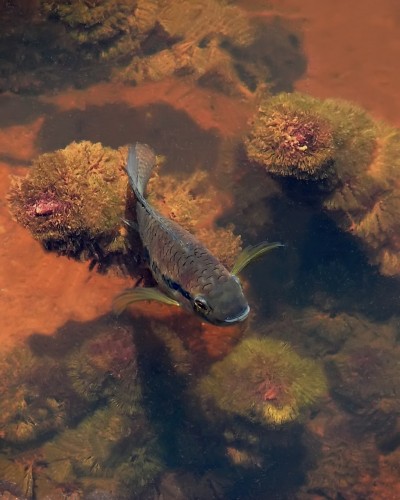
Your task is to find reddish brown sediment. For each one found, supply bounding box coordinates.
[0,116,43,161]
[0,163,131,351]
[246,0,400,127]
[39,79,254,139]
[118,303,245,367]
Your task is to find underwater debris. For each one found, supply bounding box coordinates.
[195,336,327,427]
[245,92,400,277]
[8,141,130,262]
[67,326,141,414]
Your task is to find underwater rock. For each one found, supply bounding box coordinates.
[8,141,130,262]
[245,93,337,180]
[40,0,140,62]
[112,0,260,96]
[43,405,163,495]
[325,318,400,444]
[245,92,400,277]
[67,326,141,414]
[0,347,72,446]
[195,336,327,427]
[0,0,266,96]
[300,401,379,499]
[8,141,242,272]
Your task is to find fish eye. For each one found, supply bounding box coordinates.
[193,296,210,314]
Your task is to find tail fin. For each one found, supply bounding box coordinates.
[126,143,157,199]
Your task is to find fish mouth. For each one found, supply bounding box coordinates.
[223,305,250,324]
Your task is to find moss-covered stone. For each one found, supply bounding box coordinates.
[195,336,327,427]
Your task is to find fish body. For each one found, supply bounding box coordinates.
[124,143,250,325]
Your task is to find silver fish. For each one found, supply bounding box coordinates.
[114,143,282,325]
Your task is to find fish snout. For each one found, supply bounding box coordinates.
[222,304,250,324]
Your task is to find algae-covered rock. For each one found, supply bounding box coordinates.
[195,336,327,427]
[8,141,130,261]
[0,347,72,445]
[67,326,141,414]
[43,406,163,495]
[40,0,140,62]
[245,92,400,277]
[245,92,377,183]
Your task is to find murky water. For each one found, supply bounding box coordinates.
[1,1,400,499]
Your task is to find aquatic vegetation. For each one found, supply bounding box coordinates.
[245,94,336,180]
[8,141,130,261]
[0,0,266,96]
[113,0,258,96]
[323,121,400,277]
[67,327,140,415]
[246,92,400,277]
[265,307,363,357]
[301,402,379,499]
[195,336,327,427]
[0,348,70,445]
[43,406,163,494]
[326,321,400,439]
[40,0,140,62]
[245,92,376,183]
[113,445,164,496]
[0,454,36,500]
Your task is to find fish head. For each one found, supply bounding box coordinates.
[191,275,250,326]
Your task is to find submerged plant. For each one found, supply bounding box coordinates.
[195,336,327,426]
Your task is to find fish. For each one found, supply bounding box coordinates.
[113,143,283,325]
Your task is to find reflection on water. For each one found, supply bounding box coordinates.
[1,1,400,499]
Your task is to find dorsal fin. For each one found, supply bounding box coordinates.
[126,143,156,199]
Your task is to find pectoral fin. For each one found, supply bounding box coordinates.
[121,217,139,231]
[231,241,284,276]
[113,287,180,315]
